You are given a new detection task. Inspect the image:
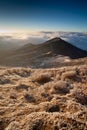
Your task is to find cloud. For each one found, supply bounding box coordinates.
[0,32,87,51]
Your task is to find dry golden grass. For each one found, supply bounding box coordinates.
[62,70,77,80]
[31,73,51,84]
[0,65,87,130]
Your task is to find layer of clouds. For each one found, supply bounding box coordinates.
[0,33,46,50]
[0,32,87,50]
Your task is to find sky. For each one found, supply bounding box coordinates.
[0,0,87,32]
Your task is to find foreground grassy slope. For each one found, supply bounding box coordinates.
[0,64,87,130]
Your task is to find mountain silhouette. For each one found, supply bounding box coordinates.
[39,37,87,58]
[18,37,87,59]
[0,37,87,67]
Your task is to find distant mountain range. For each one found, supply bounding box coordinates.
[0,37,87,67]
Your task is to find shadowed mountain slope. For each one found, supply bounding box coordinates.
[17,37,87,58]
[0,37,87,67]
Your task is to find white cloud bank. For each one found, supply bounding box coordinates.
[0,32,87,50]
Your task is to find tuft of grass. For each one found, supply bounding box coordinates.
[61,70,80,82]
[16,84,29,91]
[10,93,17,99]
[41,93,49,98]
[73,91,87,105]
[62,70,76,80]
[0,77,11,84]
[31,119,44,130]
[31,73,51,84]
[6,68,31,77]
[47,105,60,113]
[24,94,36,103]
[0,118,4,130]
[50,81,70,94]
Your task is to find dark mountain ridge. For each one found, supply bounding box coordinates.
[0,37,87,67]
[37,37,87,59]
[17,37,87,59]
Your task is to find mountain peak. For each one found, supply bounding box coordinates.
[41,37,87,59]
[47,37,62,43]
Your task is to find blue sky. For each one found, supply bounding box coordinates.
[0,0,87,32]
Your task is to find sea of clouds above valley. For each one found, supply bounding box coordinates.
[0,32,87,50]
